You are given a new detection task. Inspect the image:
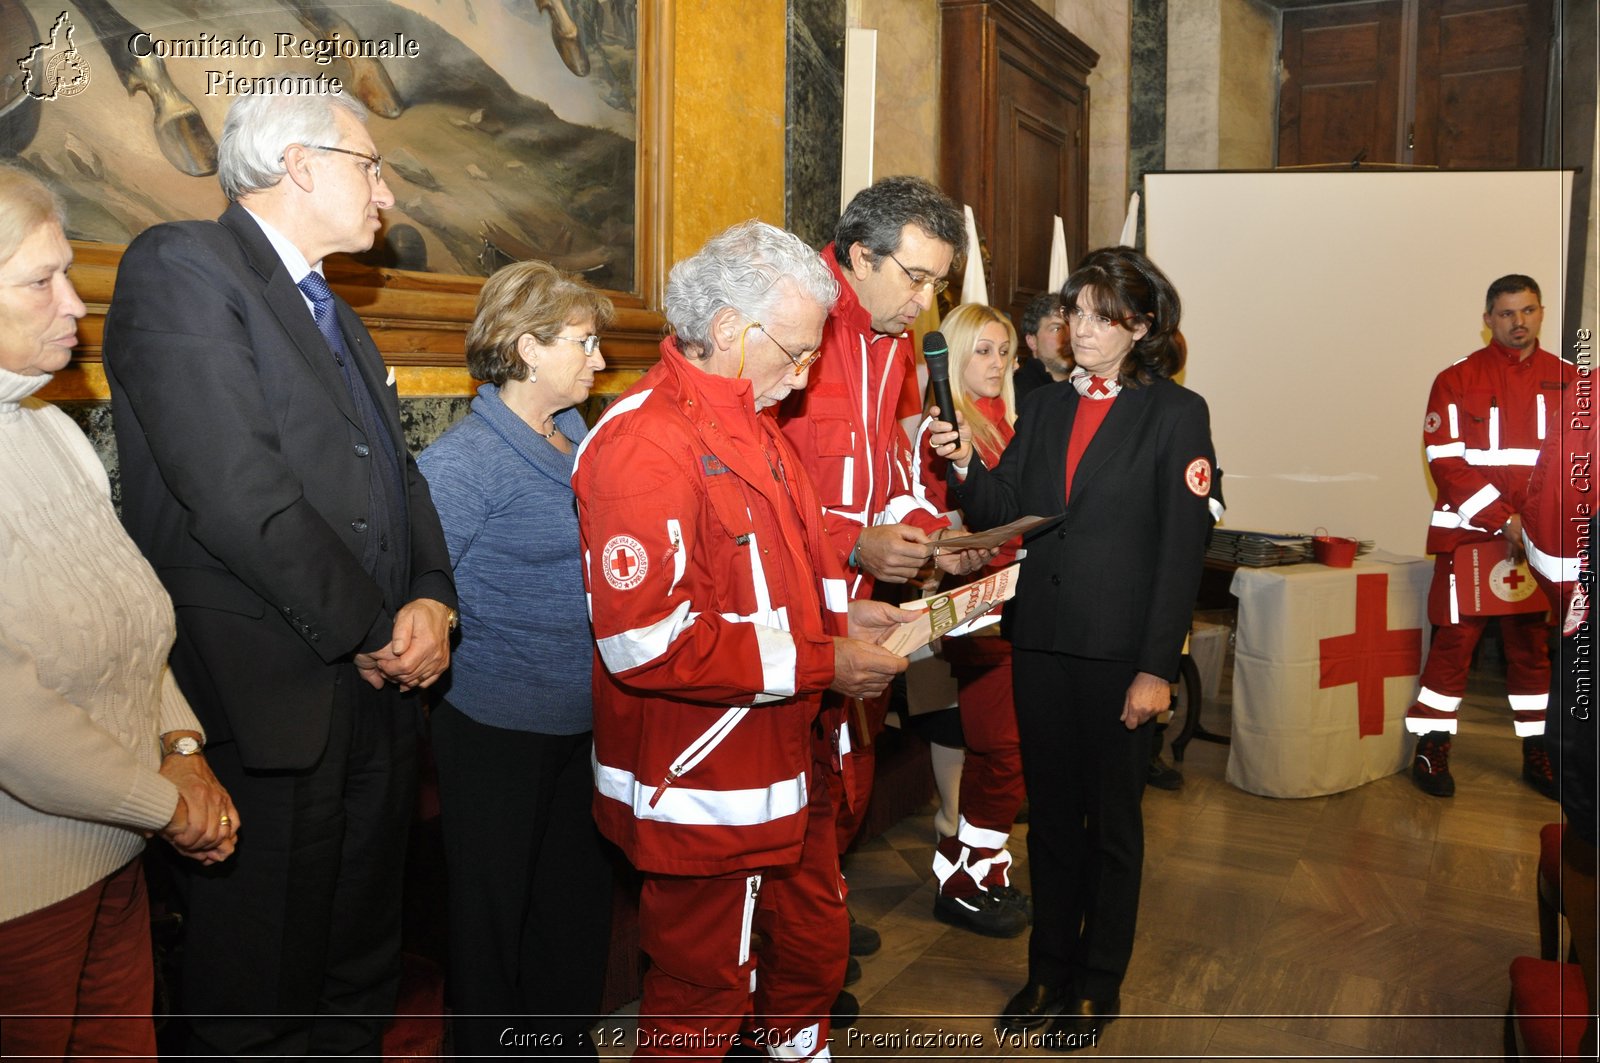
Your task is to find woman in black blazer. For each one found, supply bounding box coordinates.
[934,247,1221,1049]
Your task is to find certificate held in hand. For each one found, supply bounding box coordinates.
[879,563,1023,656]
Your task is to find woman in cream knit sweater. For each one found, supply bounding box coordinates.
[0,166,239,1056]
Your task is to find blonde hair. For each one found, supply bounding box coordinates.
[0,165,64,265]
[466,260,616,386]
[938,302,1016,458]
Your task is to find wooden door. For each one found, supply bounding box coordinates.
[1413,0,1553,167]
[941,0,1097,324]
[1278,1,1407,167]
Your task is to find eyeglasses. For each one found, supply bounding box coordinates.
[752,323,822,372]
[553,334,603,356]
[884,252,950,296]
[308,144,384,183]
[1068,306,1131,332]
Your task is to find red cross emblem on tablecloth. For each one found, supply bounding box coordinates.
[1318,572,1423,738]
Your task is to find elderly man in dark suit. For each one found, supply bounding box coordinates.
[103,90,456,1057]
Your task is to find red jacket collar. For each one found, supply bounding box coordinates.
[821,243,906,340]
[1487,339,1548,365]
[657,334,774,442]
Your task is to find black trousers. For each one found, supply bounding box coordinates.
[169,670,417,1057]
[1012,649,1153,1001]
[431,702,613,1058]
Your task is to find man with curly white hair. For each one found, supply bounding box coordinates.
[573,220,913,1060]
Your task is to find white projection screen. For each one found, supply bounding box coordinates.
[1146,170,1575,556]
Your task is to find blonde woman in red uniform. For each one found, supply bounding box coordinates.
[913,302,1029,939]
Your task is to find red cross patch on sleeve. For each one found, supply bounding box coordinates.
[1423,411,1442,433]
[1184,457,1212,498]
[601,534,649,590]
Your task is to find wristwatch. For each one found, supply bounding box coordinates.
[162,734,203,757]
[445,607,460,632]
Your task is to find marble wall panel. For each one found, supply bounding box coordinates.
[788,0,848,249]
[1166,0,1222,170]
[60,397,475,511]
[1050,0,1134,248]
[1130,0,1170,222]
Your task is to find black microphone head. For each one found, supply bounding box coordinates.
[923,330,949,380]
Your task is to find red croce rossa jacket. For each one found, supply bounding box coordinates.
[573,338,852,877]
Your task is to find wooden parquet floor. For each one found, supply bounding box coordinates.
[602,653,1575,1060]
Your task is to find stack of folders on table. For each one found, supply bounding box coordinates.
[1206,528,1376,567]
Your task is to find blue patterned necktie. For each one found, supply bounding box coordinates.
[293,270,408,582]
[297,271,351,365]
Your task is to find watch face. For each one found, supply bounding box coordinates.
[172,736,201,756]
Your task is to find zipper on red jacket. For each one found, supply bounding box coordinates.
[648,770,679,808]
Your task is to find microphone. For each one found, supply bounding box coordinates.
[923,331,956,434]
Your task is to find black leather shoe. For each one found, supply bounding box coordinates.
[844,955,861,986]
[848,910,881,956]
[996,981,1067,1032]
[992,884,1033,922]
[1042,997,1118,1052]
[832,989,860,1029]
[934,889,1028,938]
[1147,753,1183,790]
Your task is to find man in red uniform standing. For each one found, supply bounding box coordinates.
[574,221,912,1060]
[777,177,988,965]
[1406,274,1575,798]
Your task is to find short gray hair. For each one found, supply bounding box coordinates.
[217,90,370,201]
[665,221,838,354]
[832,175,963,269]
[0,164,64,264]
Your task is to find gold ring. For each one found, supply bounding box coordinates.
[220,814,231,825]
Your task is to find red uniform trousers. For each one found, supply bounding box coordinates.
[0,858,158,1060]
[830,691,888,855]
[935,640,1026,896]
[1407,554,1551,737]
[636,757,847,1061]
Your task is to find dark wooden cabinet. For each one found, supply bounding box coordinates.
[1278,0,1553,168]
[940,0,1098,325]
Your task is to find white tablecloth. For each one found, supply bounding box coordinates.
[1226,557,1433,798]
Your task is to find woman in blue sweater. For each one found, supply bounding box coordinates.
[418,261,615,1057]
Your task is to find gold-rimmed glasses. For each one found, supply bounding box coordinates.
[754,323,822,372]
[885,251,950,295]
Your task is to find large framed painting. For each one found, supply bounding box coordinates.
[3,0,671,367]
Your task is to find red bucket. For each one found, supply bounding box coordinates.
[1313,534,1358,567]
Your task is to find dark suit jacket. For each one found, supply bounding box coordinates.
[1012,354,1058,408]
[955,378,1219,682]
[104,203,455,770]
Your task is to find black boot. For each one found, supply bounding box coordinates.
[1522,735,1558,800]
[1411,731,1455,797]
